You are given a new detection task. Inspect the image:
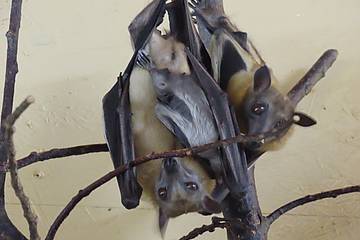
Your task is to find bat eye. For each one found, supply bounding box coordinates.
[185,182,198,191]
[158,187,167,200]
[252,102,267,115]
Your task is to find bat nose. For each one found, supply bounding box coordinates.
[163,158,178,173]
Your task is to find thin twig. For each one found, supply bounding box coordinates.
[265,185,360,226]
[179,217,232,240]
[287,49,338,105]
[15,144,108,170]
[44,122,292,240]
[0,144,108,172]
[3,96,40,240]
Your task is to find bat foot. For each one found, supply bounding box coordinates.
[136,50,152,70]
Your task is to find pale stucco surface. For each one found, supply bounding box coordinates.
[0,0,359,239]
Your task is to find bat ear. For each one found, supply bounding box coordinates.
[293,112,317,127]
[198,195,222,215]
[158,208,169,238]
[253,65,271,93]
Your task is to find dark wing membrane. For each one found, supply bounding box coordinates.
[219,37,247,91]
[102,0,167,209]
[167,0,201,58]
[103,77,142,209]
[167,0,213,73]
[129,0,167,51]
[186,49,248,196]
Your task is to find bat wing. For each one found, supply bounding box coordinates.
[167,0,201,58]
[103,75,142,210]
[186,49,248,196]
[167,0,213,73]
[210,29,258,90]
[102,0,166,209]
[128,0,166,51]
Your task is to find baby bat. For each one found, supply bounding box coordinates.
[153,0,251,200]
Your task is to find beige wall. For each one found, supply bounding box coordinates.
[1,0,359,239]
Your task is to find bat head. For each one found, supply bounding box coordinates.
[148,31,190,75]
[155,157,221,236]
[208,29,316,151]
[243,66,316,150]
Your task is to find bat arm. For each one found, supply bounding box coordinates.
[128,0,166,50]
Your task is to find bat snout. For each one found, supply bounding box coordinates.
[163,158,179,173]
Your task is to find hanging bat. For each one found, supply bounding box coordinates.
[102,0,167,211]
[152,0,253,201]
[190,0,317,153]
[103,0,221,235]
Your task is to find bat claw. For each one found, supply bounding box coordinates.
[188,1,196,10]
[136,50,151,70]
[191,16,198,24]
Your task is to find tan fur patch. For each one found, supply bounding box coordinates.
[149,33,190,75]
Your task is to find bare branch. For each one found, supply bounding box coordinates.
[287,49,338,105]
[3,97,40,240]
[15,144,108,170]
[1,0,23,126]
[179,217,231,240]
[0,0,28,238]
[265,185,360,226]
[44,123,291,240]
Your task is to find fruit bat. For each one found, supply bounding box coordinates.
[102,0,166,210]
[190,0,317,153]
[103,0,221,235]
[152,0,252,199]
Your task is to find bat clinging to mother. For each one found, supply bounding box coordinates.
[103,0,222,235]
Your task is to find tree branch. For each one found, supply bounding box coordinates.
[287,49,338,105]
[3,97,40,240]
[44,122,292,240]
[265,185,360,226]
[0,0,29,239]
[179,217,232,240]
[15,144,108,170]
[1,0,22,126]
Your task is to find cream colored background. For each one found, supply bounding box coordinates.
[0,0,359,239]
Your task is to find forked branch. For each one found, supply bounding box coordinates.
[3,97,40,240]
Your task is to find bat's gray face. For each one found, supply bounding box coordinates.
[155,158,221,235]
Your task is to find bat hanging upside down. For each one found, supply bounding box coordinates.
[103,0,222,236]
[102,0,321,237]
